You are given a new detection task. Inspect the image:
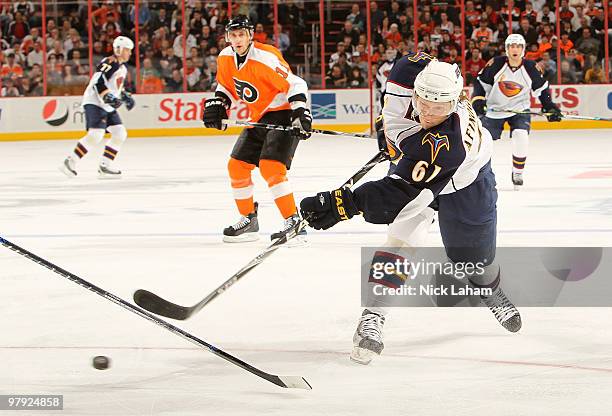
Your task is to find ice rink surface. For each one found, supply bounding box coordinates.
[1,129,611,415]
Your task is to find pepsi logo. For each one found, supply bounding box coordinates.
[42,99,69,126]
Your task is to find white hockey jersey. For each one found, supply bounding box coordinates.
[473,56,552,119]
[82,56,128,112]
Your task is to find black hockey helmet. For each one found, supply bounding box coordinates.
[225,15,254,33]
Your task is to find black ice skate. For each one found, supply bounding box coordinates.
[223,203,259,243]
[59,157,77,178]
[98,163,122,179]
[270,213,307,246]
[481,287,522,333]
[512,171,523,191]
[350,309,386,365]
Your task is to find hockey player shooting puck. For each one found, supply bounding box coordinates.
[92,355,111,370]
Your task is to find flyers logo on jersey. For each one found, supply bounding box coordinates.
[233,78,259,103]
[422,132,450,163]
[498,80,523,97]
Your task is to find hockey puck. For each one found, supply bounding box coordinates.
[92,356,111,370]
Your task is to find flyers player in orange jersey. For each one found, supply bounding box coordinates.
[202,15,312,244]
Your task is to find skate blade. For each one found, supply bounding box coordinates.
[513,184,521,191]
[98,172,122,180]
[350,347,375,365]
[282,234,309,248]
[58,165,76,178]
[223,233,260,243]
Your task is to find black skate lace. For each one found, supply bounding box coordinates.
[483,288,517,323]
[231,216,250,230]
[358,313,385,343]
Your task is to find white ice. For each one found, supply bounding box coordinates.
[1,130,611,416]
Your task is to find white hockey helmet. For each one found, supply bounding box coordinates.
[414,60,464,106]
[505,33,526,57]
[113,36,134,53]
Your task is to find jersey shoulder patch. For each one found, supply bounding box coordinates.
[387,52,434,89]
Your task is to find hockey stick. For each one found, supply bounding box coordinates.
[490,108,612,122]
[0,236,311,390]
[133,151,387,321]
[222,119,373,138]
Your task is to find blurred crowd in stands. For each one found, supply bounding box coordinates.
[1,0,610,97]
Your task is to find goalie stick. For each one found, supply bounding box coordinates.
[222,119,373,138]
[133,151,387,321]
[0,236,311,390]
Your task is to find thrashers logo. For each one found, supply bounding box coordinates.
[498,76,523,97]
[233,78,259,103]
[422,132,450,163]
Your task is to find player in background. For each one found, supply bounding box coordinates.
[471,34,562,189]
[375,47,402,172]
[300,57,521,365]
[202,15,312,244]
[59,36,135,179]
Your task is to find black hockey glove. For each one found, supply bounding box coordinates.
[291,107,313,140]
[471,97,486,118]
[103,92,122,109]
[300,187,360,230]
[203,97,229,130]
[544,106,563,122]
[121,91,135,111]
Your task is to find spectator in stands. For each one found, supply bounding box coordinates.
[571,6,590,31]
[69,49,88,78]
[20,27,40,54]
[387,1,402,25]
[492,21,509,44]
[348,66,365,87]
[150,7,170,32]
[464,1,480,31]
[92,0,120,28]
[173,31,197,58]
[273,24,291,54]
[7,12,30,42]
[201,60,218,90]
[575,27,600,57]
[517,18,538,45]
[584,60,605,83]
[537,4,556,24]
[559,31,574,55]
[385,23,402,48]
[1,77,20,97]
[472,19,493,44]
[370,1,385,33]
[539,51,557,83]
[183,58,201,91]
[560,59,578,83]
[253,23,267,43]
[1,52,23,78]
[26,41,42,68]
[465,47,486,85]
[0,32,10,52]
[525,43,541,60]
[326,63,348,88]
[559,0,576,23]
[417,33,434,54]
[439,12,454,34]
[418,10,435,35]
[339,20,359,46]
[329,41,352,68]
[165,68,183,92]
[346,3,365,32]
[92,41,105,65]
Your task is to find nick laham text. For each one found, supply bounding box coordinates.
[373,284,492,297]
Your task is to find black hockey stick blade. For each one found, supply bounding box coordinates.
[0,236,312,389]
[134,289,194,320]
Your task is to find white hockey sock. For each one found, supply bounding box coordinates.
[511,129,529,174]
[101,125,127,166]
[71,129,105,162]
